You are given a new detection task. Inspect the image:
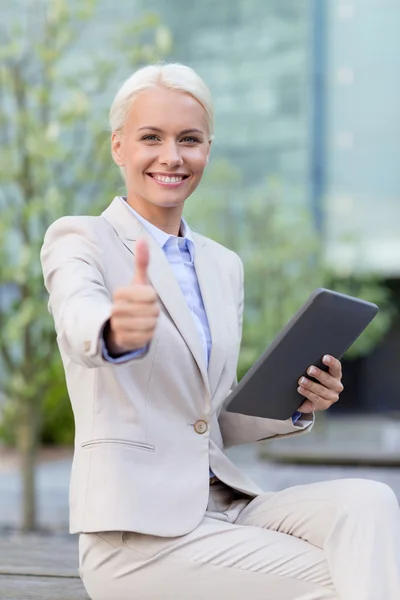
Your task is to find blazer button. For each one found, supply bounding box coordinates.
[194,420,208,434]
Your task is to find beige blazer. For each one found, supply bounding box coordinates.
[40,197,314,536]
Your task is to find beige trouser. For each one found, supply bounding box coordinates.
[79,478,400,600]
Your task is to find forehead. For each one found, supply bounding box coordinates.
[126,86,208,133]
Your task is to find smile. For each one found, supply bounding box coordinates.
[147,173,189,187]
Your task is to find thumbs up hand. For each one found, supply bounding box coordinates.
[106,239,160,355]
[132,237,150,286]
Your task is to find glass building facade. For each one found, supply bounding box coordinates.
[324,0,400,276]
[97,0,313,206]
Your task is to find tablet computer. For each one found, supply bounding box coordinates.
[225,288,379,421]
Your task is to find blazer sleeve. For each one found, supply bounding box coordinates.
[41,216,148,369]
[218,254,315,448]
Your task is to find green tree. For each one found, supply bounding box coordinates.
[0,0,171,531]
[185,160,395,379]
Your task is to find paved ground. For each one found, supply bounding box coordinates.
[0,532,89,599]
[0,574,88,600]
[0,524,90,599]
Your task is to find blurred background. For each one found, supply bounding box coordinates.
[0,0,399,538]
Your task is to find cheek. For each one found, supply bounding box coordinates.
[187,149,208,175]
[126,145,155,170]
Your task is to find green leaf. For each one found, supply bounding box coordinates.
[155,26,173,54]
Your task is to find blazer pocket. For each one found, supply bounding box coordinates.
[80,438,155,452]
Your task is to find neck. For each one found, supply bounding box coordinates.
[125,195,183,236]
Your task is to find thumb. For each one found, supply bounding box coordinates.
[132,238,150,285]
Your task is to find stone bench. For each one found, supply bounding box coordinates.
[0,532,89,600]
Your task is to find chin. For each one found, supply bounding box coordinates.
[152,194,189,209]
[158,200,187,209]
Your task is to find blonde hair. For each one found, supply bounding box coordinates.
[109,62,214,138]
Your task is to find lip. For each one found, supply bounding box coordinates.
[146,173,190,188]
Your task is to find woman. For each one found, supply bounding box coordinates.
[41,63,400,600]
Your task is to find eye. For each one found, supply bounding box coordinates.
[141,134,160,142]
[181,136,201,144]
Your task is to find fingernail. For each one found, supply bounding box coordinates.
[307,366,316,376]
[300,377,307,385]
[323,355,331,363]
[297,386,304,393]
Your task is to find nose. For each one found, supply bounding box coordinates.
[158,140,183,167]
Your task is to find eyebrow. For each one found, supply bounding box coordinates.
[138,126,204,135]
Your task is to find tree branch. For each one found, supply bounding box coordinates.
[9,63,34,236]
[39,2,53,130]
[0,341,15,373]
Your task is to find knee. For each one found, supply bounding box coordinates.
[338,478,399,514]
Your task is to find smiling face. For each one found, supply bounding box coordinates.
[111,86,211,225]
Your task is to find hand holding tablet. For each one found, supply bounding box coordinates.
[226,288,378,421]
[296,353,344,414]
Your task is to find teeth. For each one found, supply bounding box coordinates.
[153,175,184,183]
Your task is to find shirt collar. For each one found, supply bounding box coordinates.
[120,197,195,261]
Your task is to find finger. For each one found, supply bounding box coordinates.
[298,377,340,403]
[297,399,314,413]
[305,366,344,393]
[322,355,342,379]
[115,331,154,350]
[133,238,150,285]
[112,301,160,319]
[114,286,158,304]
[297,386,334,411]
[112,317,157,332]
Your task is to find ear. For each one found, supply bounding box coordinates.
[111,131,125,167]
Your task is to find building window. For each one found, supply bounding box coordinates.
[337,3,356,20]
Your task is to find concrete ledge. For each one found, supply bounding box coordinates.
[260,415,400,467]
[260,448,400,467]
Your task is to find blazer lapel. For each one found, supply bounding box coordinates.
[102,198,210,392]
[192,233,229,398]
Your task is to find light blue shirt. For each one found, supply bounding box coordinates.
[102,197,211,365]
[102,197,302,425]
